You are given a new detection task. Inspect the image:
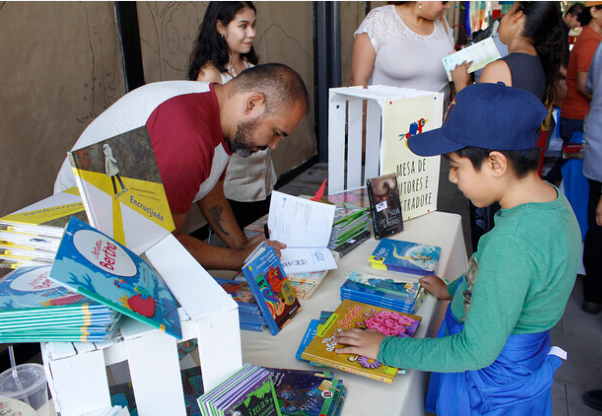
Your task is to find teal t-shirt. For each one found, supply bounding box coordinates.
[378,188,581,372]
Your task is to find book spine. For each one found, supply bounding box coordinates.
[299,353,394,384]
[331,230,371,260]
[366,180,382,240]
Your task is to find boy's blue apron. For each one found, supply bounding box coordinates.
[425,279,564,415]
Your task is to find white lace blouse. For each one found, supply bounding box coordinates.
[355,5,455,104]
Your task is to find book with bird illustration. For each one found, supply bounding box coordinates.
[50,217,182,339]
[368,238,441,276]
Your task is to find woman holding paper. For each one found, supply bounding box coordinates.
[350,1,454,104]
[451,2,563,105]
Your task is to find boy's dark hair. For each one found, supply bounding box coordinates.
[188,2,259,81]
[448,147,542,179]
[566,3,585,19]
[580,4,602,26]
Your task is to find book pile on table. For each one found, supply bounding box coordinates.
[369,238,441,276]
[340,271,426,315]
[0,265,122,343]
[213,277,267,332]
[197,363,280,416]
[0,188,87,269]
[266,367,347,416]
[287,269,329,300]
[326,203,370,259]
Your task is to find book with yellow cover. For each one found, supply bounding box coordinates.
[0,187,87,238]
[300,299,421,383]
[68,126,175,255]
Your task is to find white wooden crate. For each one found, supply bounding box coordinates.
[41,234,242,416]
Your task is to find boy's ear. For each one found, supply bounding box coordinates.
[487,151,508,177]
[243,92,267,118]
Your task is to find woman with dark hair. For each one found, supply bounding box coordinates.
[453,1,563,105]
[188,2,276,229]
[452,2,564,249]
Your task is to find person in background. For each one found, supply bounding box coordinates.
[350,1,454,104]
[55,64,308,271]
[333,83,580,416]
[188,1,277,230]
[546,1,602,185]
[452,1,564,249]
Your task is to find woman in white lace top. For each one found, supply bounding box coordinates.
[351,1,454,104]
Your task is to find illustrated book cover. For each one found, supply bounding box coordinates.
[265,368,346,416]
[0,187,87,238]
[368,238,441,276]
[242,242,301,336]
[366,173,403,239]
[50,217,182,339]
[68,125,175,255]
[197,363,282,416]
[300,299,421,383]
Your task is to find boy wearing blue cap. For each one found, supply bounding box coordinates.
[334,83,581,415]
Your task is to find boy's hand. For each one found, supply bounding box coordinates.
[419,275,452,300]
[333,328,386,359]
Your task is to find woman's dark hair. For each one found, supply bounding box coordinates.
[449,146,542,178]
[579,4,602,26]
[514,1,564,106]
[187,2,259,81]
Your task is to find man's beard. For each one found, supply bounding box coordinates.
[230,117,267,158]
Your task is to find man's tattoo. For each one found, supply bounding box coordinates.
[209,205,229,236]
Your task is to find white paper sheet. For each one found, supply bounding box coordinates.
[280,247,338,274]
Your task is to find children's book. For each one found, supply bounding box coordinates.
[265,368,346,416]
[368,238,441,276]
[213,277,261,314]
[50,217,182,339]
[300,299,421,383]
[198,363,282,416]
[366,173,403,239]
[242,242,301,336]
[68,125,175,255]
[0,187,87,238]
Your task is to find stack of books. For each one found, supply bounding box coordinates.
[300,299,421,383]
[0,265,122,343]
[0,188,87,269]
[213,277,267,332]
[368,238,441,276]
[327,203,371,258]
[197,363,280,416]
[287,270,329,300]
[340,271,426,315]
[266,367,347,416]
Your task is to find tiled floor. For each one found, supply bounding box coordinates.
[278,161,602,415]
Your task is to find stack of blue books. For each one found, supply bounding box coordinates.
[0,265,122,343]
[339,271,426,315]
[213,277,267,332]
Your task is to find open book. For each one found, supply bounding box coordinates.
[441,36,502,82]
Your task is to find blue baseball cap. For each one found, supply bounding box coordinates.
[407,82,548,157]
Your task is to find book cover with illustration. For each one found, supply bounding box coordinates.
[366,173,403,240]
[213,277,261,314]
[50,217,182,339]
[198,363,281,416]
[300,299,421,383]
[265,368,346,416]
[0,265,121,342]
[68,126,175,255]
[368,238,441,276]
[242,242,301,336]
[380,92,443,221]
[0,187,87,238]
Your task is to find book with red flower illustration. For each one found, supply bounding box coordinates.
[49,217,182,339]
[300,299,421,383]
[242,241,301,336]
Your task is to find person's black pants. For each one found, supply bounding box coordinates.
[583,180,602,304]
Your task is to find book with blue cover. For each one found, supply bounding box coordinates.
[50,217,182,339]
[242,242,301,336]
[0,265,122,342]
[368,238,441,276]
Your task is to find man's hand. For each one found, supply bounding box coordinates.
[243,235,287,258]
[419,275,452,300]
[333,328,386,359]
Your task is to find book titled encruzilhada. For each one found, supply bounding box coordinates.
[300,299,421,383]
[68,126,174,255]
[50,217,182,339]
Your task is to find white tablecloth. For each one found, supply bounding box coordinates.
[239,211,469,416]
